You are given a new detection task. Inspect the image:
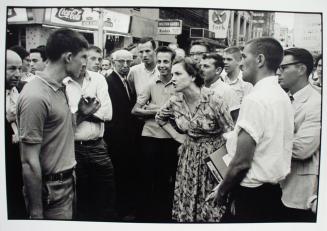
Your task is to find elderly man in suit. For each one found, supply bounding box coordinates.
[104,49,138,221]
[278,48,321,222]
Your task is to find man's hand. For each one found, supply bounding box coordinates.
[77,96,101,117]
[205,183,228,207]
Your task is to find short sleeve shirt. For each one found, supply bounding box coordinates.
[137,76,176,138]
[127,63,160,96]
[227,76,294,187]
[17,74,76,175]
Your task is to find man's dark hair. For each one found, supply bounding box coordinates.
[246,37,283,72]
[45,28,89,62]
[138,37,156,50]
[30,45,47,61]
[156,46,176,62]
[190,39,211,52]
[173,57,204,87]
[88,45,102,54]
[224,46,242,61]
[284,48,314,76]
[202,53,224,69]
[9,45,29,60]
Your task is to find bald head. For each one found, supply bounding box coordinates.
[6,50,22,89]
[112,49,133,77]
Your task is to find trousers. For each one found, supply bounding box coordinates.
[137,137,180,222]
[75,138,117,221]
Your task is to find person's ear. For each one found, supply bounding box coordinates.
[257,54,265,68]
[63,52,73,64]
[298,64,307,76]
[216,67,223,75]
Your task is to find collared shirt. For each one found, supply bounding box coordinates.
[204,78,240,111]
[221,71,253,105]
[63,70,112,141]
[17,72,76,175]
[137,75,176,138]
[21,72,36,82]
[127,63,160,96]
[6,87,19,123]
[6,87,19,142]
[226,76,294,187]
[281,84,321,209]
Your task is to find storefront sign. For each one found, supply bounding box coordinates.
[46,8,130,34]
[7,8,28,22]
[55,8,84,22]
[209,10,230,39]
[157,20,182,35]
[102,9,130,34]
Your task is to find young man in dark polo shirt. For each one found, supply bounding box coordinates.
[17,28,98,220]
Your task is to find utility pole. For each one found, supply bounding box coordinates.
[93,8,105,54]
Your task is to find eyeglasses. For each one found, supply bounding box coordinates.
[114,59,133,65]
[278,61,302,71]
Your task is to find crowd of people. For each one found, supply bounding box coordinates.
[5,27,322,223]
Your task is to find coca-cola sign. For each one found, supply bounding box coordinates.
[55,8,84,22]
[8,8,17,18]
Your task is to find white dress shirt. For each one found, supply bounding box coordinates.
[226,76,294,187]
[63,70,112,140]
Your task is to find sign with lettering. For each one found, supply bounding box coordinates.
[102,9,130,34]
[209,10,231,38]
[55,8,84,22]
[157,20,182,35]
[46,8,130,34]
[7,8,28,22]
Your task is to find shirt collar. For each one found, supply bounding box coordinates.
[154,75,173,86]
[35,71,63,92]
[113,69,127,81]
[142,63,157,74]
[224,71,243,85]
[252,76,278,91]
[292,84,312,103]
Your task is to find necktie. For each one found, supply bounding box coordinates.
[123,78,131,100]
[289,95,294,103]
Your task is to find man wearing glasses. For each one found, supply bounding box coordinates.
[189,40,210,65]
[278,48,321,222]
[104,49,139,221]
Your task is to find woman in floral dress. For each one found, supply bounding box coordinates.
[156,58,234,222]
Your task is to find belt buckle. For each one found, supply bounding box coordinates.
[58,172,64,183]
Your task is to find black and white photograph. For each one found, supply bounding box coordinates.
[1,0,326,230]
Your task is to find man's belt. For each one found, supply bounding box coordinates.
[75,138,102,146]
[43,168,74,182]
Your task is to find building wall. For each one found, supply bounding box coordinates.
[293,13,322,55]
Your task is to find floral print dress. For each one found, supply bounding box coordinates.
[156,87,234,222]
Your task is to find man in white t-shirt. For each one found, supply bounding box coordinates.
[210,37,294,222]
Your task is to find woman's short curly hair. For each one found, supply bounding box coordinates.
[173,57,204,87]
